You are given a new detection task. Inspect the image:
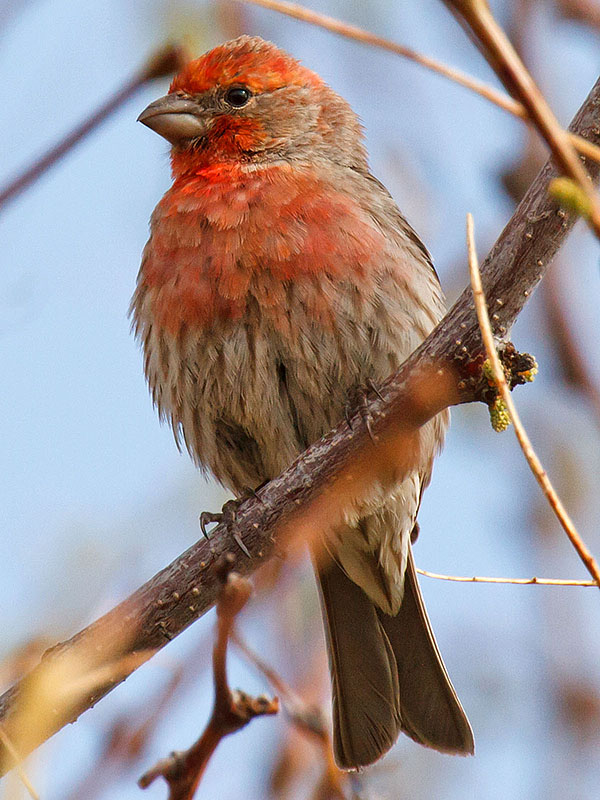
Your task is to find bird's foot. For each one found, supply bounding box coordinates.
[199,498,251,558]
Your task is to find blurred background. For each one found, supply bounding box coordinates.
[1,0,600,798]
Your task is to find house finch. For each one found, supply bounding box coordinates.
[132,35,473,769]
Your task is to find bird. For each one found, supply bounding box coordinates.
[132,34,473,769]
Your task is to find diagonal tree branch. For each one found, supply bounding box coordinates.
[0,74,598,779]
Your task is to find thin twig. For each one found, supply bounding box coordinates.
[466,212,600,588]
[444,1,600,237]
[417,567,598,587]
[0,727,39,800]
[139,568,278,799]
[238,0,600,164]
[0,43,188,213]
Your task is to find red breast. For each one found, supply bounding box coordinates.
[138,163,386,335]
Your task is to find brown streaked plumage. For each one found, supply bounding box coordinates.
[132,35,473,768]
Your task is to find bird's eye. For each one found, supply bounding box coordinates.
[224,86,252,108]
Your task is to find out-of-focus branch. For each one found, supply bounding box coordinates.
[233,631,347,799]
[232,630,324,733]
[0,43,188,213]
[238,0,600,164]
[441,0,600,237]
[558,0,600,30]
[0,75,598,777]
[138,569,278,799]
[542,269,600,428]
[467,212,600,587]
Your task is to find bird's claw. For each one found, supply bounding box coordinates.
[232,532,251,558]
[365,377,385,402]
[361,392,377,444]
[346,379,384,443]
[199,498,251,557]
[200,510,223,539]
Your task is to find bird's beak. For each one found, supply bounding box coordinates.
[137,95,206,146]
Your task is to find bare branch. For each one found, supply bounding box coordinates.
[0,73,598,777]
[467,212,600,586]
